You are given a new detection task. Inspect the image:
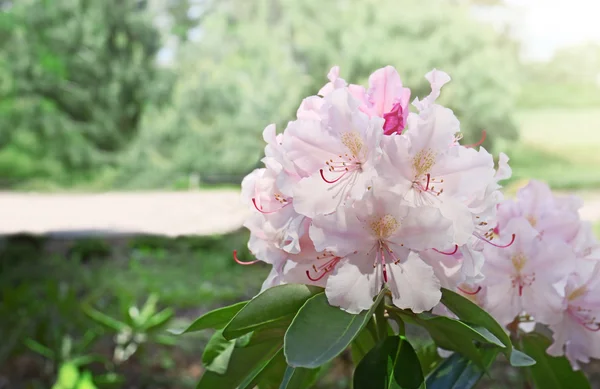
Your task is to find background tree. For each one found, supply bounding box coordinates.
[0,0,166,185]
[123,0,519,187]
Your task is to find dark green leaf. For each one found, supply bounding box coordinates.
[354,337,397,389]
[441,288,535,367]
[24,338,55,359]
[172,301,247,334]
[279,365,321,389]
[354,336,424,389]
[521,333,591,389]
[392,338,425,389]
[351,326,376,365]
[415,342,443,376]
[412,312,502,368]
[224,285,323,339]
[284,291,384,368]
[239,349,287,389]
[426,348,499,389]
[196,329,284,389]
[202,330,236,374]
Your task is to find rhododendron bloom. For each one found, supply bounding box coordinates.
[241,167,306,254]
[496,180,581,243]
[309,189,453,313]
[548,261,600,368]
[238,65,510,317]
[286,88,384,217]
[481,218,575,325]
[319,65,411,135]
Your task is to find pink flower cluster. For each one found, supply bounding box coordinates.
[458,180,600,369]
[240,66,510,314]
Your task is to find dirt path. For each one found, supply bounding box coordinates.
[0,190,598,237]
[0,190,251,237]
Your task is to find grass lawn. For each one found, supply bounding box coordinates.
[500,108,600,190]
[0,232,270,388]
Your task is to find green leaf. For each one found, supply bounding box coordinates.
[141,308,174,331]
[24,338,55,360]
[239,349,288,389]
[521,333,591,389]
[202,330,237,374]
[224,284,323,340]
[392,338,425,389]
[351,326,377,365]
[196,328,284,389]
[83,306,128,332]
[411,312,501,368]
[55,362,80,389]
[279,365,321,389]
[440,288,535,367]
[75,371,98,389]
[425,348,499,389]
[284,290,384,368]
[172,301,247,334]
[353,336,424,389]
[415,342,442,377]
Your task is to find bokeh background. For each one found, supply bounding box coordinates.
[1,0,599,388]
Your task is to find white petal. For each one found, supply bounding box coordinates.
[325,256,381,314]
[388,253,442,313]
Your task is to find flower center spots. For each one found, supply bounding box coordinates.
[511,252,527,272]
[341,131,364,158]
[526,215,537,227]
[369,214,399,239]
[568,285,587,301]
[412,149,436,177]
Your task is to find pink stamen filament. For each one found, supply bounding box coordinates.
[379,245,388,283]
[464,130,487,148]
[425,173,431,191]
[433,244,458,256]
[477,233,516,248]
[583,322,600,332]
[320,169,348,184]
[233,250,260,266]
[252,197,291,214]
[458,286,482,295]
[383,243,402,265]
[305,270,328,282]
[569,308,600,332]
[511,273,535,296]
[306,255,341,281]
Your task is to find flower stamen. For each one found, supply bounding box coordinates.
[458,285,482,295]
[233,250,260,266]
[433,244,458,256]
[476,233,516,248]
[252,198,291,214]
[464,130,486,148]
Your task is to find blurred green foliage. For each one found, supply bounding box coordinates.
[0,0,170,187]
[122,0,521,187]
[0,231,269,388]
[0,0,521,189]
[1,0,598,190]
[518,43,600,108]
